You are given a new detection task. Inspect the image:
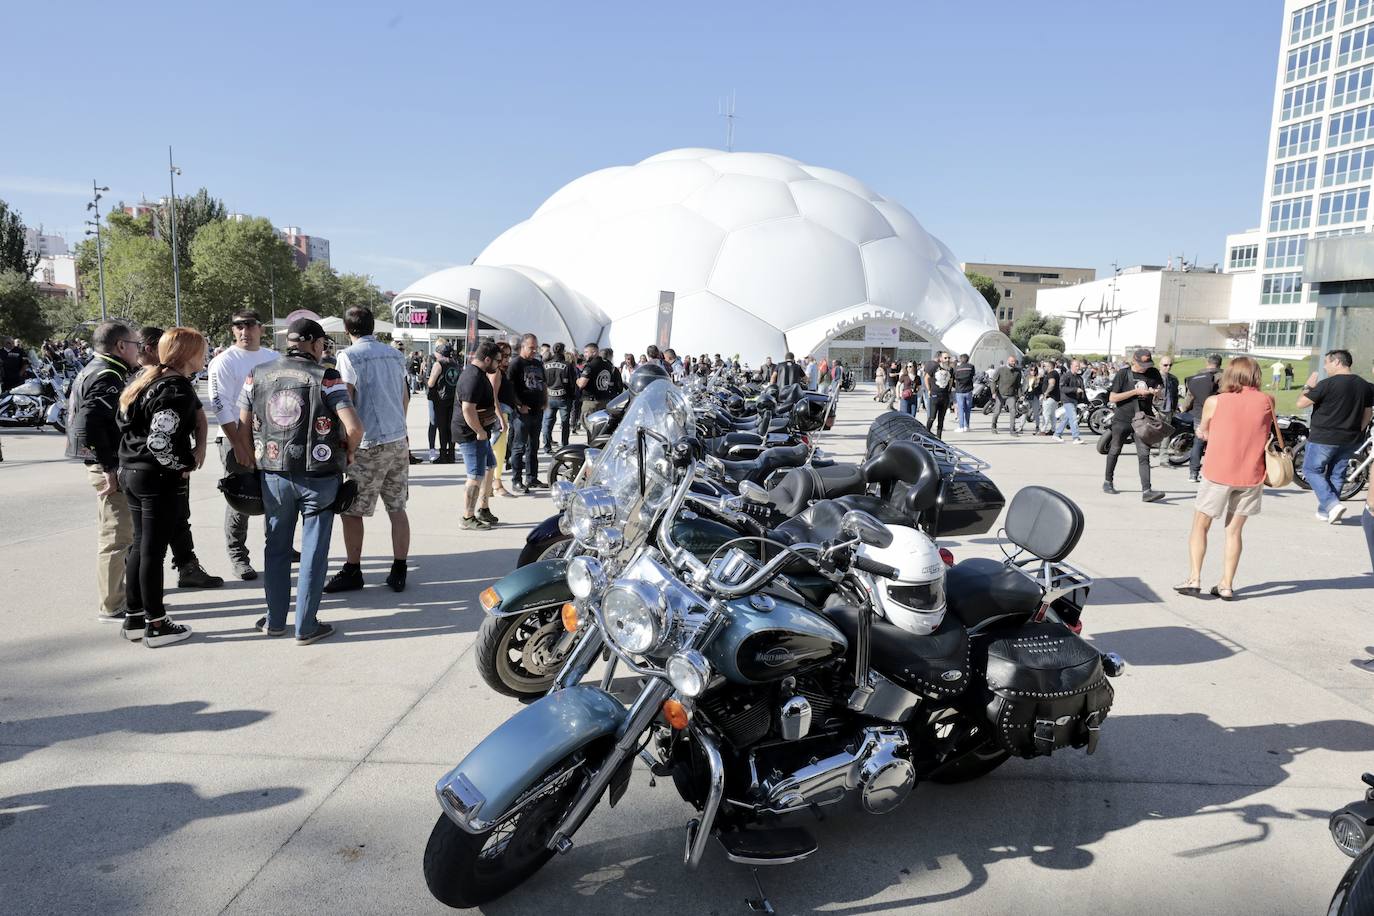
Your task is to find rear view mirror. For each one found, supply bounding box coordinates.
[841,510,892,549]
[738,481,771,505]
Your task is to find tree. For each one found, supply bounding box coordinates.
[189,217,301,337]
[300,260,342,316]
[336,272,383,317]
[1027,334,1066,353]
[0,270,49,341]
[152,187,226,277]
[0,199,39,277]
[964,271,1000,314]
[1009,309,1064,351]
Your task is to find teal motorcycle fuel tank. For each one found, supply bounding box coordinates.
[706,595,848,685]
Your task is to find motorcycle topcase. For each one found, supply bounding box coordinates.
[982,621,1113,758]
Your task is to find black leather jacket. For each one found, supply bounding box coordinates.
[65,352,134,470]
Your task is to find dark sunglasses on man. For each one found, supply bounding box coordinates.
[231,319,260,329]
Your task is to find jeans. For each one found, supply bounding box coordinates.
[954,391,972,430]
[1363,508,1374,574]
[927,397,950,438]
[1302,440,1359,514]
[510,407,544,485]
[900,395,919,416]
[121,468,182,620]
[917,387,930,416]
[427,400,437,451]
[458,438,496,478]
[990,393,1018,431]
[219,438,251,565]
[262,472,339,638]
[1026,395,1041,431]
[1190,434,1206,478]
[171,478,196,568]
[542,398,571,450]
[1041,397,1059,432]
[1105,423,1152,490]
[1054,402,1081,439]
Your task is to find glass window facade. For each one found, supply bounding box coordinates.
[1278,118,1323,157]
[1328,103,1374,146]
[1275,157,1319,193]
[1268,196,1314,231]
[1254,319,1318,347]
[1341,21,1374,65]
[1229,244,1259,269]
[1324,144,1374,184]
[1288,37,1334,81]
[1264,235,1307,269]
[1346,0,1374,26]
[1314,224,1369,236]
[1318,185,1371,223]
[1261,273,1305,305]
[1295,0,1338,41]
[1334,61,1374,105]
[1282,79,1328,120]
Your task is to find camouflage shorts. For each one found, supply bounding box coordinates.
[344,438,410,517]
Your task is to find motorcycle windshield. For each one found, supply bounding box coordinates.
[584,379,692,540]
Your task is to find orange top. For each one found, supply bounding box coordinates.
[1202,387,1274,487]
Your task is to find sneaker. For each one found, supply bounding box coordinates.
[1188,474,1200,482]
[231,559,258,581]
[296,622,335,645]
[176,561,224,589]
[427,449,438,462]
[322,564,365,593]
[1142,489,1165,503]
[461,514,492,530]
[1103,481,1118,495]
[477,507,500,525]
[513,482,529,494]
[254,616,286,637]
[121,614,147,641]
[1055,435,1064,442]
[385,560,408,593]
[1316,510,1330,520]
[528,479,548,489]
[144,617,192,648]
[1328,504,1348,524]
[1071,438,1084,445]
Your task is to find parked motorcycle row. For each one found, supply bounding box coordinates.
[421,373,1126,910]
[0,361,72,433]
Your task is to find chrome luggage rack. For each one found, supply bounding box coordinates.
[908,433,991,475]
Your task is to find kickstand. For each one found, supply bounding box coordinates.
[745,867,775,915]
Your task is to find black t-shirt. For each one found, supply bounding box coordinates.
[544,358,574,400]
[952,364,975,393]
[1059,370,1084,404]
[1109,366,1163,423]
[117,375,203,472]
[508,355,547,409]
[886,364,900,384]
[922,360,938,387]
[453,362,496,444]
[1,347,25,387]
[580,357,619,400]
[1185,369,1218,414]
[1307,374,1374,445]
[778,360,805,387]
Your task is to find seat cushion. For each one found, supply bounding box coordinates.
[1003,486,1084,562]
[771,499,849,546]
[944,557,1043,629]
[812,463,867,498]
[822,602,969,698]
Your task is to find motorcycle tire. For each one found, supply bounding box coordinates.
[1095,430,1112,455]
[1342,466,1369,501]
[1164,433,1193,467]
[1291,440,1312,490]
[423,744,603,909]
[516,532,573,568]
[549,454,582,485]
[474,608,569,699]
[1088,406,1113,435]
[982,400,996,415]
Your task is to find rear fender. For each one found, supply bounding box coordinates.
[484,558,571,618]
[436,685,626,833]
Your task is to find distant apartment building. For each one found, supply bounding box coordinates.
[23,229,69,258]
[23,230,78,300]
[277,226,331,270]
[959,262,1096,323]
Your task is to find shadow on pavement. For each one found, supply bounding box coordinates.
[1087,626,1239,666]
[1237,575,1374,597]
[0,701,270,764]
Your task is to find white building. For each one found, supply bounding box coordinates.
[23,229,68,258]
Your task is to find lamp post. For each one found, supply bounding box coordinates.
[1106,261,1121,361]
[84,181,110,321]
[1170,275,1187,356]
[167,146,182,326]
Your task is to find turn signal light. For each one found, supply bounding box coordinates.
[479,587,501,611]
[661,699,690,730]
[561,602,580,632]
[938,548,955,567]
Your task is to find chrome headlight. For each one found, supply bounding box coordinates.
[666,650,711,698]
[602,579,660,654]
[567,556,607,599]
[551,480,575,511]
[568,485,616,542]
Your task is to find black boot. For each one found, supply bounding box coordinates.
[386,559,408,592]
[323,562,365,593]
[177,560,224,589]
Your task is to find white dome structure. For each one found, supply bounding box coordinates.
[392,149,1014,367]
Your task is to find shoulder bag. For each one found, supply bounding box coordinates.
[1264,414,1294,488]
[1130,407,1173,448]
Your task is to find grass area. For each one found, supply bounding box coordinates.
[1166,356,1313,416]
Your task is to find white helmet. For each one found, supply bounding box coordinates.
[857,525,947,636]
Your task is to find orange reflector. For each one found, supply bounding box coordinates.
[561,602,580,632]
[662,699,690,730]
[479,587,500,611]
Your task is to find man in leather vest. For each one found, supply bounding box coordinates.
[232,317,363,644]
[67,321,141,622]
[577,342,619,416]
[773,352,804,388]
[541,342,576,453]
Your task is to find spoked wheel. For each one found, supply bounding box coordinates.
[1341,463,1369,500]
[926,712,1011,784]
[1291,440,1312,489]
[1164,433,1193,467]
[424,748,596,908]
[475,607,569,698]
[550,457,581,485]
[1088,406,1113,435]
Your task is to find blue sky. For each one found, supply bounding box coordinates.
[5,0,1280,292]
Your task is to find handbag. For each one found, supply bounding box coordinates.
[1264,416,1294,488]
[1130,409,1173,448]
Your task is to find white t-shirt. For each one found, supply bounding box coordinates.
[207,345,279,427]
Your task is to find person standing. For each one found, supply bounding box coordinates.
[1023,362,1042,434]
[486,340,516,502]
[1104,348,1165,502]
[952,353,976,432]
[920,352,943,416]
[578,342,619,415]
[66,321,139,622]
[115,327,210,646]
[1054,358,1086,443]
[990,355,1023,435]
[885,360,901,400]
[542,343,575,453]
[1038,360,1060,435]
[805,356,819,390]
[1183,355,1222,482]
[1297,349,1374,524]
[1271,360,1285,391]
[1155,355,1181,455]
[506,333,547,492]
[1284,362,1295,390]
[1174,358,1276,601]
[452,340,501,528]
[872,361,886,400]
[206,309,279,580]
[427,344,461,464]
[897,363,920,416]
[926,353,953,437]
[324,307,411,594]
[774,352,805,388]
[1,336,30,392]
[233,318,362,644]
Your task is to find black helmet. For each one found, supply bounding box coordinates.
[218,473,264,516]
[628,362,671,395]
[330,478,359,514]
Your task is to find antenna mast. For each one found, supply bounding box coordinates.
[718,91,737,151]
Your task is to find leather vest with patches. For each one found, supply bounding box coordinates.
[247,355,346,475]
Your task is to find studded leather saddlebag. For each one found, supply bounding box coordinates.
[983,622,1113,758]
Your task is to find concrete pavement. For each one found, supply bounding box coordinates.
[1,387,1371,915]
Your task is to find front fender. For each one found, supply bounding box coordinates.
[435,684,626,833]
[524,513,564,546]
[485,558,571,617]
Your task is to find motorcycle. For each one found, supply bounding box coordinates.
[1291,418,1371,501]
[1328,772,1374,914]
[839,367,855,392]
[0,374,67,433]
[425,380,1122,911]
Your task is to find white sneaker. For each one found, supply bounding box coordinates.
[1316,510,1330,521]
[1071,438,1083,445]
[1055,435,1064,442]
[1328,504,1348,524]
[428,449,438,461]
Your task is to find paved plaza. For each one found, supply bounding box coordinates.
[1,388,1371,915]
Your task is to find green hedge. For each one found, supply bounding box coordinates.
[1028,334,1066,353]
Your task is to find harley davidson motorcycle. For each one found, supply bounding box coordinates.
[1329,773,1374,914]
[423,380,1123,910]
[0,374,67,432]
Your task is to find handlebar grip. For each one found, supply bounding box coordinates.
[854,556,900,579]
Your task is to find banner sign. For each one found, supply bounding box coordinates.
[863,323,901,346]
[655,290,675,352]
[407,309,429,326]
[465,289,480,354]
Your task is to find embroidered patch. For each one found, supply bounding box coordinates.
[267,391,304,429]
[311,444,332,462]
[314,416,333,436]
[265,441,281,461]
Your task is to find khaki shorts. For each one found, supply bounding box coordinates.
[345,439,410,516]
[1194,477,1262,520]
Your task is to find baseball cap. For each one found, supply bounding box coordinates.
[1133,348,1153,364]
[287,317,326,342]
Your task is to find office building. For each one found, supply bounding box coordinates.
[959,262,1095,324]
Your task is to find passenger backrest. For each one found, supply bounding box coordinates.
[863,440,940,511]
[767,466,815,516]
[1003,486,1084,562]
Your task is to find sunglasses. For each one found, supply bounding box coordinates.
[232,320,260,329]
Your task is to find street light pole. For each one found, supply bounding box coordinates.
[1170,275,1187,356]
[85,180,110,321]
[168,146,182,326]
[1106,261,1120,361]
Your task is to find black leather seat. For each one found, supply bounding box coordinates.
[712,442,810,486]
[812,463,866,497]
[822,602,969,699]
[770,498,848,546]
[718,431,764,449]
[945,557,1043,629]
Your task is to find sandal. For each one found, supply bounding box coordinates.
[1173,579,1201,596]
[1209,585,1236,601]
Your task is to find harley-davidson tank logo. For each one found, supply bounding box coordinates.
[758,647,793,668]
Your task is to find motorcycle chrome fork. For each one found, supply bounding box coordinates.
[549,619,606,694]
